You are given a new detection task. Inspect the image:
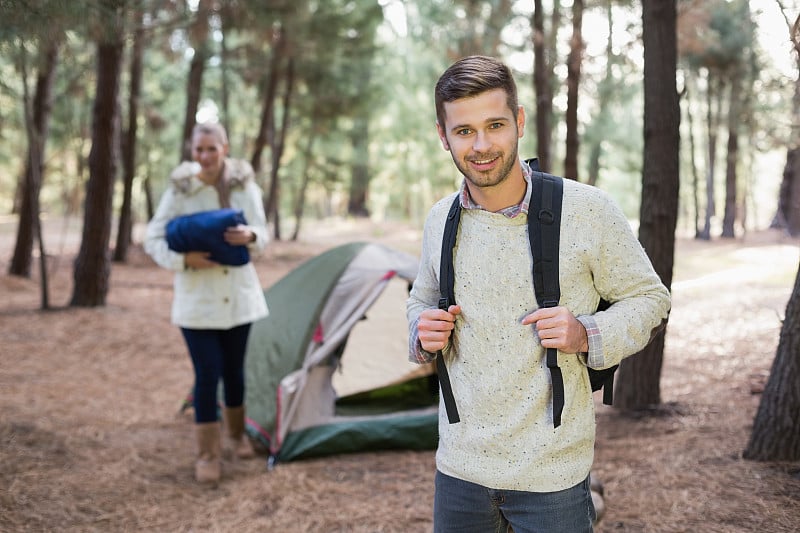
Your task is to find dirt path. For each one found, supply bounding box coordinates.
[1,219,799,532]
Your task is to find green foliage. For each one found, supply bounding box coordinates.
[680,0,754,72]
[0,0,794,235]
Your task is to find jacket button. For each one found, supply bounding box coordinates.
[223,297,229,303]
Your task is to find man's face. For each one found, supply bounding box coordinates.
[436,88,524,192]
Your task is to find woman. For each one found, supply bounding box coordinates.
[144,122,269,484]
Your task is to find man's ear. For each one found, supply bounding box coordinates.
[516,106,525,139]
[436,121,450,151]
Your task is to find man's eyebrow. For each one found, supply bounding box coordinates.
[449,116,510,133]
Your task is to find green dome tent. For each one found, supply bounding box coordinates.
[244,242,439,463]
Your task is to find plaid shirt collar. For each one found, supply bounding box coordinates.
[459,158,533,218]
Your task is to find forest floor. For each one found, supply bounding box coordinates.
[1,215,800,533]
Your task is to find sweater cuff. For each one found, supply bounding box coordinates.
[408,316,437,364]
[577,314,603,368]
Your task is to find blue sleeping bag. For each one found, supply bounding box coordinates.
[166,208,250,266]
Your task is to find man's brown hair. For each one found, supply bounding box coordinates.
[434,55,519,127]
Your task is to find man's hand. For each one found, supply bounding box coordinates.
[417,304,462,352]
[521,306,588,353]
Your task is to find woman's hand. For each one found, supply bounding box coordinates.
[184,251,218,270]
[224,224,256,246]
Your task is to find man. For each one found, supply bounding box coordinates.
[406,55,670,532]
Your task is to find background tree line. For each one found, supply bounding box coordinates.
[1,0,798,460]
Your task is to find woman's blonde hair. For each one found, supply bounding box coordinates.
[192,122,229,146]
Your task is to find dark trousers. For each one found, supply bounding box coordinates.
[180,323,252,423]
[433,470,595,533]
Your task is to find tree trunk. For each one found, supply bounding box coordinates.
[685,77,702,236]
[71,37,124,307]
[114,9,145,262]
[698,73,722,240]
[548,1,561,173]
[586,142,601,187]
[454,0,511,56]
[532,0,552,172]
[348,49,375,218]
[772,172,800,236]
[180,45,206,162]
[614,0,680,410]
[291,129,317,242]
[348,114,371,217]
[563,0,584,180]
[585,0,614,188]
[9,40,59,278]
[721,67,742,238]
[266,56,295,241]
[179,1,212,163]
[251,28,285,176]
[143,173,155,221]
[772,14,800,236]
[218,5,232,134]
[778,149,800,237]
[743,259,800,461]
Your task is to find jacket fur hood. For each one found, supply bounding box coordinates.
[170,159,255,196]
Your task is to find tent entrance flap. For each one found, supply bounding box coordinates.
[331,276,431,397]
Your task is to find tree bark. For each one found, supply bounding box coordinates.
[180,46,206,162]
[218,4,232,135]
[614,0,680,410]
[179,0,212,163]
[114,9,145,262]
[698,74,722,240]
[266,56,295,241]
[585,0,614,188]
[454,0,511,56]
[71,35,124,307]
[743,259,800,461]
[251,28,285,176]
[685,77,702,236]
[777,149,800,237]
[532,0,552,173]
[772,13,800,236]
[721,67,742,238]
[348,113,370,217]
[347,50,375,218]
[563,0,584,180]
[9,40,59,279]
[291,128,317,242]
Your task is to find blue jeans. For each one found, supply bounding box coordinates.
[433,470,595,533]
[181,324,252,423]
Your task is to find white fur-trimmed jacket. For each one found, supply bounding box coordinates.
[144,159,269,330]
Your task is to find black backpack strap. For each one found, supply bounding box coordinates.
[603,372,614,405]
[529,169,565,428]
[436,195,462,424]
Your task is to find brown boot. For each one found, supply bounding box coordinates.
[195,422,222,484]
[223,406,255,459]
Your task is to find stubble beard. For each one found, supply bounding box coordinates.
[452,142,519,192]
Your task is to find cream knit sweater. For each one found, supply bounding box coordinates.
[407,177,670,492]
